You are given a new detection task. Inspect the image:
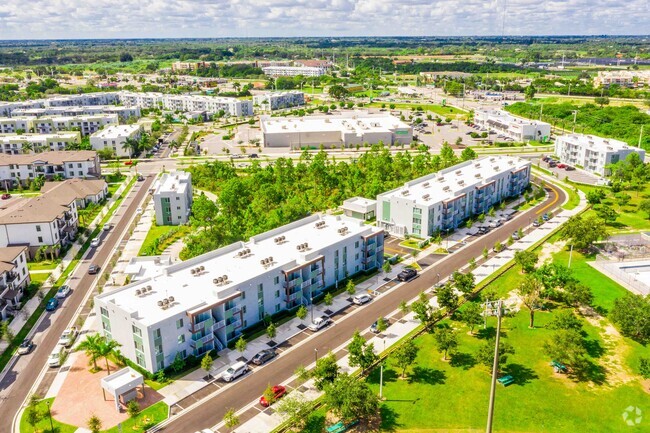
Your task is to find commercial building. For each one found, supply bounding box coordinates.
[474,109,551,142]
[0,246,30,320]
[118,92,253,117]
[377,156,531,237]
[253,91,305,111]
[41,178,108,209]
[0,114,117,136]
[554,134,646,176]
[0,150,100,189]
[90,125,143,158]
[594,70,650,88]
[260,113,412,148]
[0,132,81,155]
[94,214,384,372]
[262,66,326,77]
[340,197,377,221]
[153,171,193,226]
[0,188,79,257]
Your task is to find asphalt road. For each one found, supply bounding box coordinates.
[0,175,155,432]
[159,179,566,432]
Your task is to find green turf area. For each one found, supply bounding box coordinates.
[104,401,168,433]
[30,273,50,284]
[27,261,60,271]
[367,102,467,117]
[138,224,190,256]
[367,303,650,433]
[19,397,77,433]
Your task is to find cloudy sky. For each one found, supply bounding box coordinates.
[0,0,648,39]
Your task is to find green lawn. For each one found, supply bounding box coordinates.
[30,273,50,284]
[368,306,650,433]
[27,261,60,271]
[367,102,467,117]
[104,402,168,433]
[19,398,77,433]
[138,224,190,256]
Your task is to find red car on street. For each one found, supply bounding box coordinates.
[557,163,567,169]
[1,193,11,200]
[259,385,286,407]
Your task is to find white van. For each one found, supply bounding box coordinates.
[48,344,65,368]
[222,361,249,382]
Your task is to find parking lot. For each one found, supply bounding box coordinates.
[534,157,601,185]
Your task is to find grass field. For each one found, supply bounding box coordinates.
[138,224,190,256]
[19,398,77,433]
[27,261,60,271]
[367,102,467,117]
[104,402,168,433]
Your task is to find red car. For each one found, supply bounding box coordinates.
[1,193,10,200]
[557,163,567,169]
[259,385,286,407]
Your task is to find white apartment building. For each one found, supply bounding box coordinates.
[0,114,117,136]
[0,132,81,155]
[171,61,209,72]
[474,109,551,142]
[118,92,253,117]
[0,189,79,257]
[11,106,141,122]
[260,113,412,148]
[94,214,384,372]
[594,70,650,88]
[0,117,31,134]
[253,91,305,111]
[340,197,377,221]
[44,92,120,107]
[0,100,45,117]
[377,156,531,237]
[153,171,193,226]
[90,125,143,158]
[555,134,646,176]
[262,66,326,77]
[0,150,100,188]
[0,246,30,320]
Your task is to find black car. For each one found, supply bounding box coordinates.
[397,268,417,282]
[250,154,259,158]
[137,175,145,181]
[251,349,276,365]
[88,264,100,275]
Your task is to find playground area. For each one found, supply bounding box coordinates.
[592,233,650,295]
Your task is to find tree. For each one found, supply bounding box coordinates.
[594,96,610,107]
[119,52,133,62]
[524,84,536,100]
[329,85,349,100]
[517,275,544,328]
[514,250,539,274]
[296,305,308,320]
[453,271,475,295]
[77,333,103,371]
[266,322,277,341]
[324,292,333,306]
[561,214,609,251]
[437,284,458,311]
[596,204,618,224]
[97,337,121,373]
[190,194,219,231]
[434,325,458,360]
[461,302,484,334]
[375,317,388,334]
[170,352,186,373]
[235,336,247,353]
[544,329,587,370]
[476,338,515,371]
[347,330,378,372]
[25,394,42,431]
[482,247,489,259]
[586,189,606,205]
[223,408,240,430]
[411,293,439,331]
[276,395,312,430]
[323,374,379,422]
[382,260,392,273]
[639,199,650,219]
[393,339,419,378]
[313,351,339,390]
[399,300,410,316]
[0,320,14,343]
[201,352,213,378]
[639,358,650,379]
[563,280,593,307]
[126,400,140,427]
[345,280,356,296]
[610,293,650,343]
[294,364,310,386]
[547,309,583,331]
[263,383,278,406]
[87,414,103,433]
[460,147,477,161]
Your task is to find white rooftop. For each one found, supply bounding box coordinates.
[559,133,638,152]
[154,171,191,195]
[477,109,549,127]
[261,113,410,135]
[92,124,141,139]
[0,132,79,141]
[97,214,381,326]
[379,156,530,206]
[341,197,377,213]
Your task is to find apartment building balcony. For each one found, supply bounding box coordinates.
[189,315,214,333]
[226,316,242,329]
[189,332,214,348]
[226,304,241,315]
[284,290,303,303]
[283,277,303,289]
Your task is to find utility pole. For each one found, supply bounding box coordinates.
[571,110,578,133]
[539,104,543,122]
[639,125,644,148]
[485,300,504,433]
[568,244,574,268]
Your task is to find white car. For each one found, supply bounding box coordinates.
[90,238,101,248]
[352,294,372,305]
[56,285,71,298]
[48,345,65,368]
[58,327,78,347]
[103,223,111,231]
[136,207,143,215]
[308,315,332,332]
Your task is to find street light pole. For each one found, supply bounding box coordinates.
[379,340,386,400]
[47,401,54,432]
[314,348,319,364]
[310,292,314,323]
[486,300,503,433]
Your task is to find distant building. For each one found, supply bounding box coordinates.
[153,171,193,226]
[474,109,551,142]
[554,134,646,176]
[594,70,650,88]
[41,178,108,209]
[262,66,326,77]
[340,197,377,221]
[44,93,120,107]
[377,156,531,238]
[0,150,100,189]
[253,91,305,111]
[118,92,253,117]
[0,114,118,136]
[294,60,332,69]
[0,246,30,320]
[10,106,141,122]
[260,113,412,149]
[0,132,81,155]
[171,61,210,72]
[90,125,143,158]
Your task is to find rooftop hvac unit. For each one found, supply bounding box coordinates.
[222,275,228,282]
[490,157,496,162]
[157,300,163,307]
[168,296,175,302]
[423,194,430,200]
[163,298,169,305]
[135,289,142,296]
[146,285,152,291]
[458,180,465,185]
[475,173,481,178]
[455,170,462,175]
[423,182,429,187]
[494,166,500,171]
[443,186,451,192]
[199,265,205,272]
[260,259,266,265]
[475,163,481,168]
[269,256,273,262]
[190,268,196,275]
[437,177,445,182]
[401,190,409,196]
[213,278,219,284]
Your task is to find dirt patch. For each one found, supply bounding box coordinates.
[538,240,567,264]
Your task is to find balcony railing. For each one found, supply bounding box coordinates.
[189,316,214,332]
[189,333,214,347]
[212,319,226,331]
[285,291,302,303]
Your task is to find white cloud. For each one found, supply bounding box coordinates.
[0,0,647,39]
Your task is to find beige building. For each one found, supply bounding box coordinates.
[90,125,143,158]
[0,132,81,155]
[594,70,650,88]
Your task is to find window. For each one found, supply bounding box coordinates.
[35,225,41,232]
[275,304,281,313]
[102,321,111,331]
[241,291,246,300]
[136,352,146,367]
[77,163,82,168]
[242,306,247,314]
[178,334,185,344]
[176,318,183,329]
[355,265,360,272]
[134,340,144,352]
[37,236,43,243]
[355,241,359,248]
[257,283,263,293]
[275,290,280,298]
[153,328,162,339]
[132,325,142,336]
[274,276,279,285]
[355,253,359,260]
[100,307,109,317]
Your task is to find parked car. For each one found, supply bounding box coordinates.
[542,213,550,221]
[48,345,65,368]
[488,219,503,229]
[397,268,417,282]
[136,207,143,214]
[352,294,372,305]
[512,231,520,241]
[259,385,287,407]
[222,361,249,382]
[370,318,389,334]
[308,315,332,332]
[56,285,71,298]
[17,338,34,355]
[251,349,276,366]
[557,163,567,169]
[548,161,557,168]
[58,327,78,347]
[88,264,100,275]
[137,175,145,181]
[103,223,111,231]
[533,220,542,227]
[250,154,259,158]
[565,165,575,171]
[90,238,101,248]
[45,297,59,312]
[1,193,11,200]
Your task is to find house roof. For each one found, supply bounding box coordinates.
[0,151,97,166]
[0,246,26,274]
[0,192,75,224]
[41,179,107,201]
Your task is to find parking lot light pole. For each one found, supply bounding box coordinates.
[314,348,318,364]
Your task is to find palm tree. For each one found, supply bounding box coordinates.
[21,143,33,154]
[77,334,103,371]
[87,414,102,433]
[122,137,139,158]
[97,337,121,374]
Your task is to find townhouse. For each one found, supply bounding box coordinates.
[41,178,108,209]
[253,91,305,111]
[0,247,30,320]
[0,114,118,136]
